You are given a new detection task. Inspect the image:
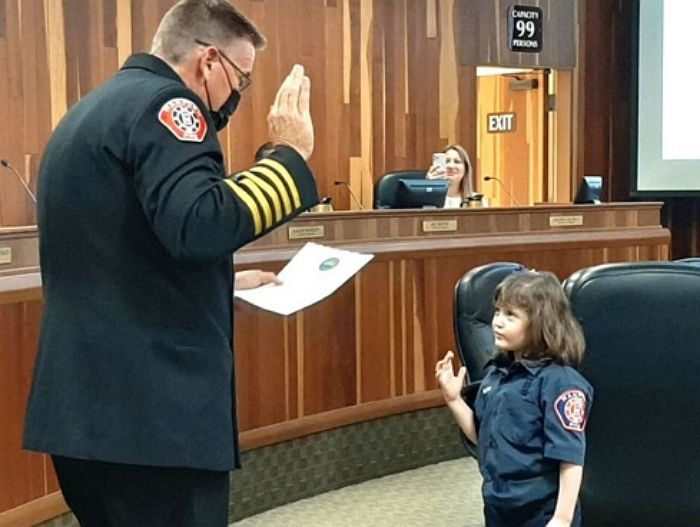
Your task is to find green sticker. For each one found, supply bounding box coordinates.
[319,257,340,271]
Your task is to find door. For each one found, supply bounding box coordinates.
[477,69,547,207]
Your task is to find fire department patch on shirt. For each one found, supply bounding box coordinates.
[554,389,588,432]
[158,98,207,142]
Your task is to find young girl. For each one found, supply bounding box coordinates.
[436,271,593,527]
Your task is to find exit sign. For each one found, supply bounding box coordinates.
[487,112,517,133]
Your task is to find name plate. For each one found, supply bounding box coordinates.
[549,215,583,227]
[422,220,457,233]
[0,247,11,264]
[288,225,325,240]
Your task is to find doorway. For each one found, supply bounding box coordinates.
[476,67,548,207]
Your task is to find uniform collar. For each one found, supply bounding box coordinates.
[121,53,184,85]
[519,358,551,375]
[486,353,551,376]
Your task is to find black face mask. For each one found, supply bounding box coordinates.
[204,55,241,131]
[210,89,240,131]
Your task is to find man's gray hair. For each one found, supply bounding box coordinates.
[151,0,266,64]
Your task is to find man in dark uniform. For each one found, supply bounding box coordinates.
[23,1,318,525]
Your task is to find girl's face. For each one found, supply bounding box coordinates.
[444,148,465,188]
[492,304,529,354]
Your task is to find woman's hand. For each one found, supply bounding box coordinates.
[435,350,467,403]
[426,162,447,180]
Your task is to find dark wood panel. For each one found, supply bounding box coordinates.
[234,263,291,430]
[358,261,392,403]
[302,279,357,415]
[0,301,43,512]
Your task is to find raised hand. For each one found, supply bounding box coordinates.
[267,64,314,160]
[434,350,467,403]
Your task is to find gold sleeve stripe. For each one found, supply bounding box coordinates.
[238,171,283,221]
[238,179,273,230]
[223,179,262,234]
[249,166,293,216]
[257,158,302,209]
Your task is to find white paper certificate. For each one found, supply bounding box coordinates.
[234,242,374,316]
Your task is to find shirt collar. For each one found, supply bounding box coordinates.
[519,358,550,375]
[485,354,551,376]
[121,53,184,85]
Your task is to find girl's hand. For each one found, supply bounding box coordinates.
[545,518,571,527]
[434,351,467,403]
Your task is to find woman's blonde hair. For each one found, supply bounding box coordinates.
[443,144,474,198]
[494,271,585,367]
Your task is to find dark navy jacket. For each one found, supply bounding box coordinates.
[475,357,593,508]
[23,54,318,471]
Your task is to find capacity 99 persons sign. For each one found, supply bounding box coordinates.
[507,5,543,53]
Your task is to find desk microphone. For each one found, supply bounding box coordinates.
[483,176,520,206]
[333,180,364,210]
[1,159,37,203]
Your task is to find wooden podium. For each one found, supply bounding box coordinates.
[233,203,669,448]
[0,203,669,525]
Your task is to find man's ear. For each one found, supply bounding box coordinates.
[197,48,217,81]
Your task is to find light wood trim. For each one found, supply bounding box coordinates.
[0,287,42,306]
[0,492,68,527]
[236,227,670,265]
[0,226,38,236]
[240,390,445,451]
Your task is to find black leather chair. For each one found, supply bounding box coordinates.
[563,261,700,526]
[452,262,527,455]
[373,170,426,209]
[453,262,527,387]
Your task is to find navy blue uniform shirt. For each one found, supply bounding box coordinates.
[24,54,319,471]
[475,357,593,508]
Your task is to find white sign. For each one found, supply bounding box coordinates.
[487,113,517,133]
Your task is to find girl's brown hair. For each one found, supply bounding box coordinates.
[494,271,585,367]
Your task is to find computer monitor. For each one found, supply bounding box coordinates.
[395,178,450,209]
[574,176,603,204]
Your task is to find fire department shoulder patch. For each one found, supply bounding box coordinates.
[554,389,588,432]
[158,98,207,142]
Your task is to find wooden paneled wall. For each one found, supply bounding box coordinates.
[2,0,699,256]
[0,297,51,517]
[456,0,577,68]
[0,0,478,225]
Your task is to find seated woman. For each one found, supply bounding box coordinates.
[426,144,480,209]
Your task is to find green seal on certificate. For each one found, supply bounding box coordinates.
[319,257,340,271]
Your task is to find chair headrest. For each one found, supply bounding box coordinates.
[455,262,527,323]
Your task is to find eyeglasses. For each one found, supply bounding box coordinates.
[195,39,252,93]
